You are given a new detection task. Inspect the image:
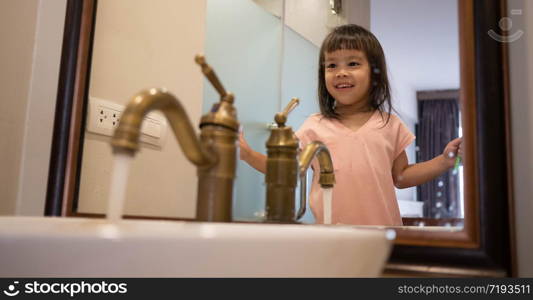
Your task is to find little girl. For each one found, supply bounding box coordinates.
[239,24,462,226]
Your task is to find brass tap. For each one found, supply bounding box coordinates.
[111,55,239,222]
[265,98,335,223]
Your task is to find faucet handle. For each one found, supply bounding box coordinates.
[195,54,233,103]
[274,97,300,127]
[196,54,239,131]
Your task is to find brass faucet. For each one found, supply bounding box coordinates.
[111,55,239,222]
[265,98,335,223]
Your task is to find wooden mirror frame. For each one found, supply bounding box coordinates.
[45,0,515,277]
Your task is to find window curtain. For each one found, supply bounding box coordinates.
[416,99,460,218]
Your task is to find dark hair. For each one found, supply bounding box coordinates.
[318,24,393,124]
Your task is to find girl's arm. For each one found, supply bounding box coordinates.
[392,137,462,189]
[239,131,267,174]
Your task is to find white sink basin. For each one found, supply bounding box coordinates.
[0,216,394,277]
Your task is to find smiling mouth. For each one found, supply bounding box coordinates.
[334,83,354,89]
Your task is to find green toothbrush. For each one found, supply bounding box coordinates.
[453,156,461,172]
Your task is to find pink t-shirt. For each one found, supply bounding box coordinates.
[295,111,415,226]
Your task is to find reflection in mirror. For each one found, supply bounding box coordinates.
[76,0,283,219]
[76,0,463,229]
[77,0,216,219]
[368,0,462,227]
[203,0,284,222]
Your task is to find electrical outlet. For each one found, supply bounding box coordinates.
[87,97,167,148]
[87,97,124,137]
[97,102,121,130]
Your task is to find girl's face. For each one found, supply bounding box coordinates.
[324,49,371,110]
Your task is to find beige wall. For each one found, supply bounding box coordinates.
[17,0,67,215]
[77,0,206,218]
[0,1,39,214]
[0,0,66,216]
[508,0,533,277]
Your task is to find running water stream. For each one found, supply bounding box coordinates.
[106,153,133,222]
[322,188,333,224]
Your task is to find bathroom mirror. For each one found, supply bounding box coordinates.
[46,0,514,276]
[70,0,464,225]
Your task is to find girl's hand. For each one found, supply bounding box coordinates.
[237,127,267,174]
[442,137,463,168]
[238,128,252,161]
